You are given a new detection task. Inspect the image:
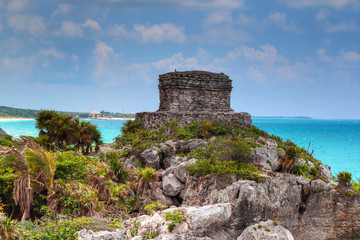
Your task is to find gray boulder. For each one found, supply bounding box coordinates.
[174,164,189,183]
[141,149,161,169]
[252,147,281,171]
[78,229,129,240]
[184,203,232,231]
[163,173,185,197]
[318,164,332,181]
[237,220,294,240]
[164,156,188,169]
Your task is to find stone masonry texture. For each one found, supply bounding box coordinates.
[136,70,252,129]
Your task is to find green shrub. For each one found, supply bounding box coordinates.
[0,167,16,209]
[55,152,90,182]
[337,171,352,187]
[265,228,270,232]
[310,167,318,177]
[164,210,186,232]
[144,201,166,215]
[0,212,19,240]
[293,164,310,176]
[52,180,102,216]
[105,151,128,183]
[273,221,279,226]
[352,178,360,194]
[19,216,93,240]
[143,230,159,239]
[186,139,261,181]
[0,137,13,147]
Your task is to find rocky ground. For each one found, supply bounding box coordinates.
[78,134,360,240]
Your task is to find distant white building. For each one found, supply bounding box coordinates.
[90,110,101,118]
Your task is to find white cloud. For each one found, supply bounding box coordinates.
[92,41,122,85]
[2,55,35,70]
[7,0,29,13]
[82,19,101,30]
[316,9,330,21]
[37,48,65,59]
[7,14,45,35]
[227,44,287,66]
[51,4,71,17]
[266,12,302,33]
[72,54,79,61]
[106,24,129,37]
[281,0,358,9]
[248,67,267,84]
[203,11,232,27]
[323,21,359,32]
[54,21,84,38]
[152,53,205,71]
[66,0,245,9]
[317,47,360,68]
[133,23,186,43]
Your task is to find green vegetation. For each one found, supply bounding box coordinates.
[337,171,353,188]
[186,138,261,180]
[164,209,186,232]
[36,110,102,153]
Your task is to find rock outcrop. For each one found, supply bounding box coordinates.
[0,128,8,137]
[238,220,294,240]
[79,136,360,240]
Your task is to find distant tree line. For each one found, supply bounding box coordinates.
[0,106,135,119]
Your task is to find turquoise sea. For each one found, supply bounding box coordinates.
[0,118,359,178]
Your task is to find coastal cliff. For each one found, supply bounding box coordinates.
[80,121,359,240]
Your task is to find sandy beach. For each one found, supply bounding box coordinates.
[0,117,134,121]
[0,118,35,121]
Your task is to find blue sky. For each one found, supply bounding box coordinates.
[0,0,359,119]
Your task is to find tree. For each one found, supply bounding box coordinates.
[36,110,102,153]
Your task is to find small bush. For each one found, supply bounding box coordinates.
[337,171,352,187]
[258,224,262,229]
[265,228,270,232]
[0,137,13,147]
[55,152,90,182]
[293,164,310,176]
[310,167,318,177]
[273,221,279,226]
[19,216,93,240]
[164,210,186,232]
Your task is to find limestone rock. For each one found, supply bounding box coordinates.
[174,164,189,183]
[318,164,332,181]
[77,229,129,240]
[258,137,277,149]
[163,173,185,197]
[180,140,207,153]
[252,147,281,171]
[184,203,232,231]
[237,220,294,240]
[141,149,161,169]
[164,156,188,169]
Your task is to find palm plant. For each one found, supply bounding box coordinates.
[0,212,19,240]
[130,167,161,196]
[24,148,57,208]
[0,141,57,220]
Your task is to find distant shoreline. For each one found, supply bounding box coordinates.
[0,117,134,121]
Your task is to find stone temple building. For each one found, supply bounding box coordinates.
[135,71,251,129]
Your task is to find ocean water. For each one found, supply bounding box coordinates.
[1,118,359,178]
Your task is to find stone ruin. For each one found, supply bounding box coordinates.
[135,70,252,129]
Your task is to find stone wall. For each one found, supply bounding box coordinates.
[158,71,233,112]
[136,111,252,129]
